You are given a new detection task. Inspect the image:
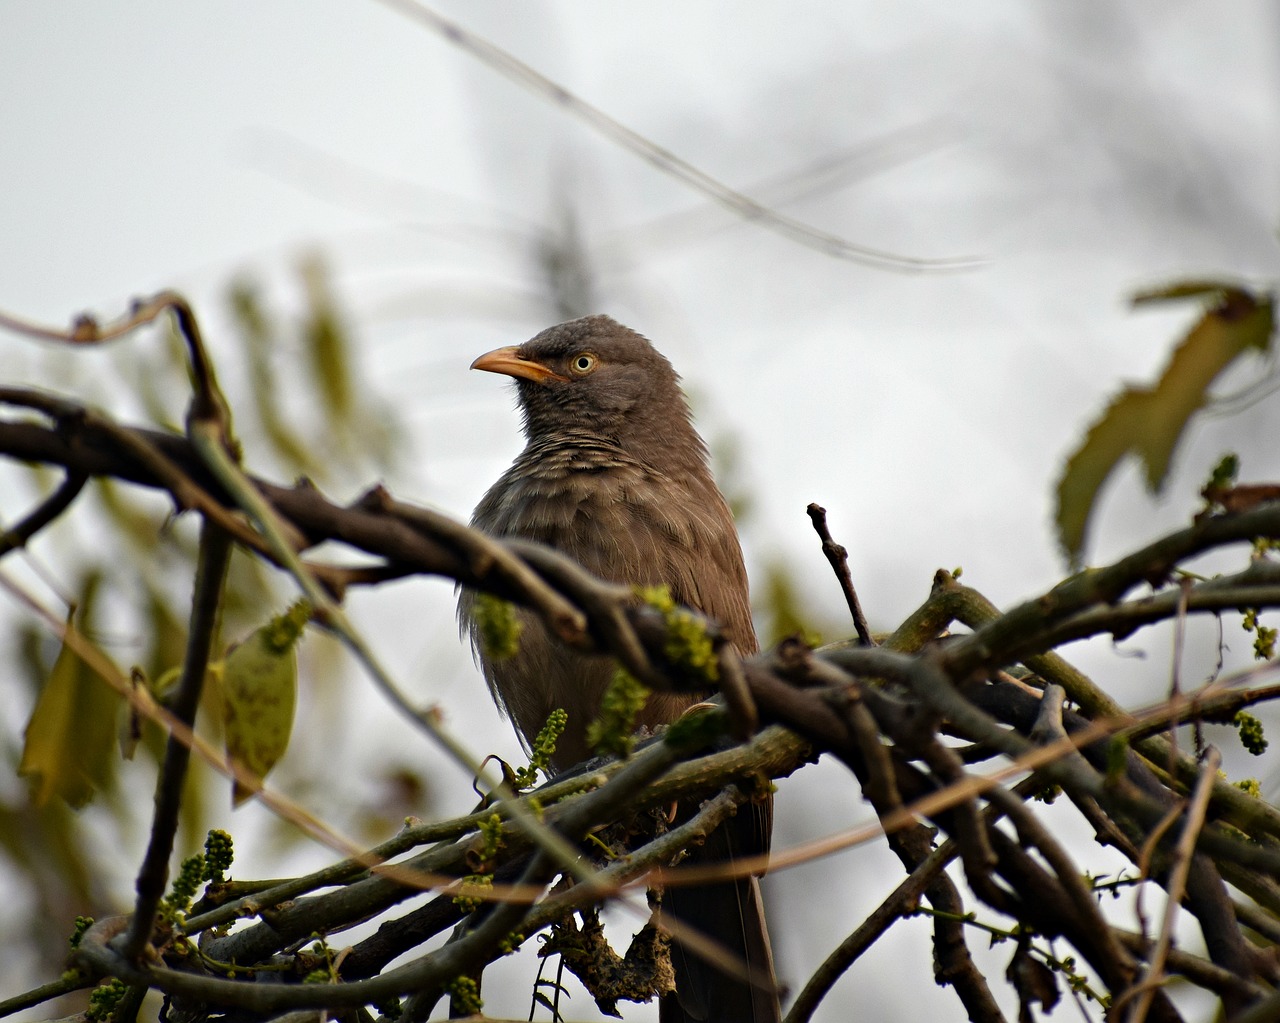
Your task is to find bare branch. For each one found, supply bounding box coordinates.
[120,523,232,962]
[806,502,874,647]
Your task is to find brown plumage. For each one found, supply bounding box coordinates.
[460,315,779,1022]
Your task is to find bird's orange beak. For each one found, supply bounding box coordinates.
[470,346,568,384]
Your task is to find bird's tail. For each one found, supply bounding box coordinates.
[660,798,780,1023]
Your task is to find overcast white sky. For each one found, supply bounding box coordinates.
[2,3,1279,1019]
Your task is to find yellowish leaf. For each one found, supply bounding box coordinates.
[228,278,318,476]
[19,612,122,808]
[300,255,352,418]
[1057,284,1274,566]
[222,601,310,806]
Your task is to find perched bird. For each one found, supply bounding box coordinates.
[460,315,779,1023]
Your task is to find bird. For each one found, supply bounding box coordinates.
[459,314,779,1023]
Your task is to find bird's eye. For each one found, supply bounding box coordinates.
[569,352,598,375]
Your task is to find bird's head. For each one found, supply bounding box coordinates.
[471,315,706,470]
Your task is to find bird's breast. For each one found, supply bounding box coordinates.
[479,445,709,577]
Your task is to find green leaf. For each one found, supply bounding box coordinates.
[18,611,122,808]
[228,277,317,475]
[222,601,309,806]
[1056,284,1274,566]
[300,255,353,419]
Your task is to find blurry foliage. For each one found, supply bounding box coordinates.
[228,255,401,480]
[4,580,125,981]
[1056,282,1275,567]
[227,279,315,473]
[757,559,841,649]
[18,574,121,808]
[535,201,597,322]
[0,260,419,983]
[299,255,355,422]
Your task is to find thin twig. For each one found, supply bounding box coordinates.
[1133,804,1185,962]
[181,768,608,935]
[369,1,980,274]
[985,784,1138,981]
[1112,929,1266,1002]
[715,641,759,739]
[806,503,874,646]
[120,521,232,961]
[1125,746,1224,1023]
[941,501,1280,683]
[783,839,959,1023]
[0,469,87,557]
[368,487,587,645]
[0,292,193,346]
[1168,576,1192,767]
[0,387,279,555]
[0,972,94,1018]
